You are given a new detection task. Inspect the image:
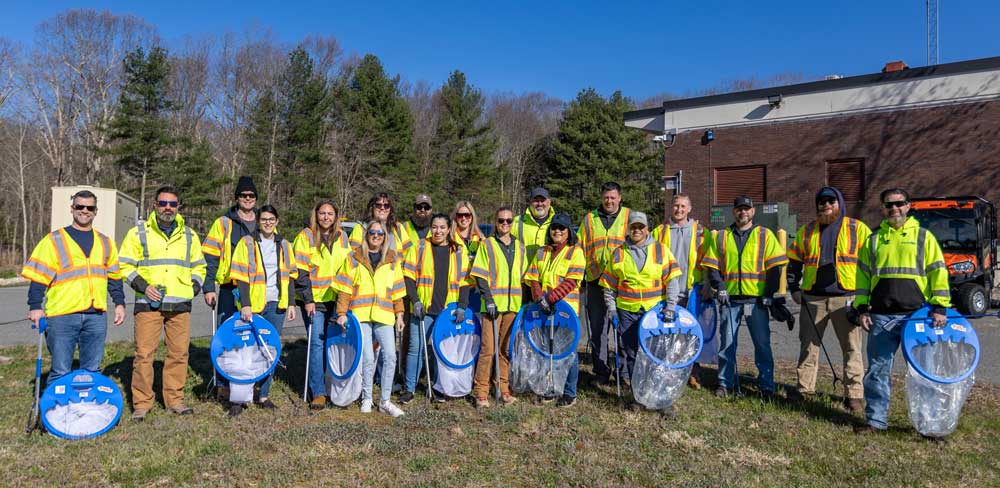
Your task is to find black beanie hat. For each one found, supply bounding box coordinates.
[234,176,257,198]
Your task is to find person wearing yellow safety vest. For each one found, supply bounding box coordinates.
[786,187,871,413]
[525,212,586,407]
[512,187,554,266]
[601,211,683,412]
[399,214,474,404]
[202,176,259,325]
[22,189,126,383]
[119,186,207,421]
[227,205,297,417]
[578,181,631,385]
[651,193,712,390]
[701,196,788,399]
[469,206,527,408]
[349,192,412,258]
[333,219,407,418]
[404,194,435,244]
[853,188,952,437]
[292,200,351,410]
[452,200,485,316]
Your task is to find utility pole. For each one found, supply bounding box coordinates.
[927,0,939,65]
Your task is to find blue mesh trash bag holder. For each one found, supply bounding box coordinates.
[432,302,482,397]
[325,312,364,406]
[40,370,123,440]
[210,314,282,385]
[508,300,581,397]
[632,302,704,410]
[902,306,981,437]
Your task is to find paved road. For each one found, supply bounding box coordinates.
[2,285,997,384]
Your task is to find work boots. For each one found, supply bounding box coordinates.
[309,395,328,410]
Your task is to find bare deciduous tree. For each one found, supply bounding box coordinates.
[488,91,562,209]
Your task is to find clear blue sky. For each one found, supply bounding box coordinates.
[4,1,998,102]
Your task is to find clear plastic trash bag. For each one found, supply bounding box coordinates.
[633,333,701,410]
[44,401,119,438]
[509,323,577,397]
[327,336,363,407]
[906,340,976,437]
[40,370,123,440]
[434,332,481,397]
[216,344,278,382]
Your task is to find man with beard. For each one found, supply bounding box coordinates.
[701,196,787,399]
[405,194,435,244]
[512,187,555,265]
[119,186,206,420]
[786,187,871,413]
[203,176,259,324]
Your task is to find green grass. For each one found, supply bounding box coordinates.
[1,337,998,487]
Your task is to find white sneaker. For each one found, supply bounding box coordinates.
[360,399,373,413]
[379,401,405,418]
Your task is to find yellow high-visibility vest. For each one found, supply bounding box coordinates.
[855,217,952,309]
[119,213,207,308]
[403,220,430,247]
[600,241,682,313]
[788,218,871,292]
[700,225,788,297]
[469,236,527,313]
[293,227,351,303]
[578,207,631,281]
[349,221,412,258]
[524,244,585,312]
[652,220,707,290]
[230,235,297,312]
[402,241,472,308]
[333,250,406,325]
[512,208,553,266]
[21,227,121,317]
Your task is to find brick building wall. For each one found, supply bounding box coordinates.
[665,100,1000,230]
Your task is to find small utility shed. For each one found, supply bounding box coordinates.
[624,57,1000,226]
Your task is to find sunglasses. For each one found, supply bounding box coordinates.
[817,198,837,206]
[497,218,513,225]
[414,204,431,211]
[72,204,97,212]
[550,225,568,232]
[883,200,908,209]
[157,200,179,208]
[238,192,257,199]
[456,213,472,219]
[368,229,386,236]
[373,203,391,210]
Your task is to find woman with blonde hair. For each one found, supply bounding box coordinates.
[451,201,485,258]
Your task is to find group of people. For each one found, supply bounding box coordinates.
[22,175,952,437]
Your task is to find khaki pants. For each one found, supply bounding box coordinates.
[473,312,516,398]
[796,294,864,399]
[132,311,191,410]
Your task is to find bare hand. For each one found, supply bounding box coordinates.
[113,305,126,326]
[860,313,873,332]
[931,312,947,328]
[144,285,163,302]
[791,291,802,305]
[28,309,45,327]
[304,302,316,317]
[204,292,217,308]
[286,306,297,322]
[240,306,253,323]
[336,315,348,326]
[395,315,405,333]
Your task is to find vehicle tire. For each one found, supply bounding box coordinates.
[956,283,988,315]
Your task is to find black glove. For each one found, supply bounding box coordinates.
[192,281,202,297]
[412,301,425,320]
[845,306,860,326]
[485,302,499,321]
[538,298,553,315]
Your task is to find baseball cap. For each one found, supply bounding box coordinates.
[414,194,432,206]
[628,211,649,227]
[733,196,754,209]
[529,187,550,200]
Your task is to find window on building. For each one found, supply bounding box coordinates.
[827,159,865,202]
[714,165,766,205]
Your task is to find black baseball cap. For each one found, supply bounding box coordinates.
[733,196,753,209]
[529,187,550,200]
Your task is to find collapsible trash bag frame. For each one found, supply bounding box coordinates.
[432,303,482,397]
[508,300,581,397]
[40,370,123,440]
[508,301,582,360]
[638,302,705,369]
[323,312,365,407]
[903,306,980,384]
[325,312,363,381]
[210,314,283,385]
[686,284,718,343]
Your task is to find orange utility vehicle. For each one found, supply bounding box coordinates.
[909,196,997,315]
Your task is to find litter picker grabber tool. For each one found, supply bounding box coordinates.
[26,317,46,434]
[548,313,556,395]
[493,315,502,402]
[611,314,622,399]
[209,302,219,398]
[302,310,313,402]
[799,299,841,390]
[420,317,432,400]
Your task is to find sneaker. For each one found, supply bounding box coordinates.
[714,386,730,399]
[432,391,447,403]
[309,395,328,410]
[379,401,405,418]
[687,375,702,390]
[257,398,278,410]
[228,403,244,418]
[845,398,864,414]
[501,393,518,405]
[167,404,194,415]
[626,401,643,412]
[853,424,880,435]
[540,395,558,404]
[660,405,678,420]
[922,434,948,445]
[131,409,148,422]
[556,395,576,408]
[360,399,373,413]
[475,396,490,409]
[399,390,415,404]
[785,388,805,403]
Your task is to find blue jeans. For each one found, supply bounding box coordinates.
[303,305,332,399]
[564,356,579,398]
[404,314,437,393]
[617,308,645,383]
[717,301,775,392]
[45,312,107,383]
[863,313,907,430]
[216,285,238,324]
[256,302,285,399]
[361,322,397,402]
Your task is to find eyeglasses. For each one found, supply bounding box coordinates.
[497,218,513,225]
[883,200,908,209]
[259,217,277,224]
[414,204,431,211]
[72,204,97,212]
[456,213,472,219]
[368,229,386,236]
[373,203,391,210]
[817,198,837,206]
[157,200,179,208]
[238,192,257,199]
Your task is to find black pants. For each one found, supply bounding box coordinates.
[586,280,612,379]
[618,308,645,383]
